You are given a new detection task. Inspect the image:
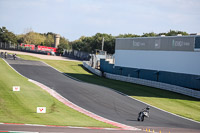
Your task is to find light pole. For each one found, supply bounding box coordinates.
[102,37,104,51]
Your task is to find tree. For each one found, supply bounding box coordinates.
[71,33,116,54]
[0,26,17,44]
[44,34,54,47]
[57,36,70,54]
[23,31,45,45]
[60,37,69,48]
[71,36,93,53]
[17,34,24,44]
[142,32,157,37]
[165,30,189,36]
[57,43,67,54]
[70,30,190,54]
[117,34,140,38]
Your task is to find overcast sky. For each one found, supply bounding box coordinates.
[0,0,200,41]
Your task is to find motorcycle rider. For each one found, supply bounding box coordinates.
[4,52,7,59]
[1,52,3,57]
[13,53,16,60]
[138,106,150,121]
[142,106,150,113]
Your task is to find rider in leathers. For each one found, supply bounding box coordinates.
[138,106,150,121]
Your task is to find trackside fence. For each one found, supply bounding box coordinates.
[105,73,200,99]
[82,62,200,99]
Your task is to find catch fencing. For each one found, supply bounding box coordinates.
[63,49,91,60]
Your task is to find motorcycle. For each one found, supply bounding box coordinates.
[13,54,16,60]
[137,110,149,121]
[4,52,7,59]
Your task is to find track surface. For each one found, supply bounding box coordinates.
[0,124,144,133]
[3,56,200,132]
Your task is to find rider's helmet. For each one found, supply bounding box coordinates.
[146,106,150,110]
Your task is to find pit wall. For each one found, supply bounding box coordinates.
[99,59,200,99]
[105,73,200,99]
[100,59,200,91]
[83,60,200,99]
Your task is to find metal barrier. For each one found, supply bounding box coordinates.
[83,61,102,76]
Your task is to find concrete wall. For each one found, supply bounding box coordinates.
[83,60,200,99]
[100,59,200,90]
[105,73,200,99]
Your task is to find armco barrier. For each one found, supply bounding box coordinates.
[83,61,102,76]
[105,73,200,99]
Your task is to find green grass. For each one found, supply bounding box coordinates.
[17,54,42,61]
[0,58,115,128]
[17,54,200,122]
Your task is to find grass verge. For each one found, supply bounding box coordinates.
[16,54,42,61]
[17,54,200,122]
[0,58,115,128]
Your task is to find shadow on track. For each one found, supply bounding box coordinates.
[64,68,199,102]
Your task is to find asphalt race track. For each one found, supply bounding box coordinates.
[2,56,200,132]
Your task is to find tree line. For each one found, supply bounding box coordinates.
[0,26,189,54]
[0,27,69,53]
[71,30,189,54]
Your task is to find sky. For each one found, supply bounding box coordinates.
[0,0,200,41]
